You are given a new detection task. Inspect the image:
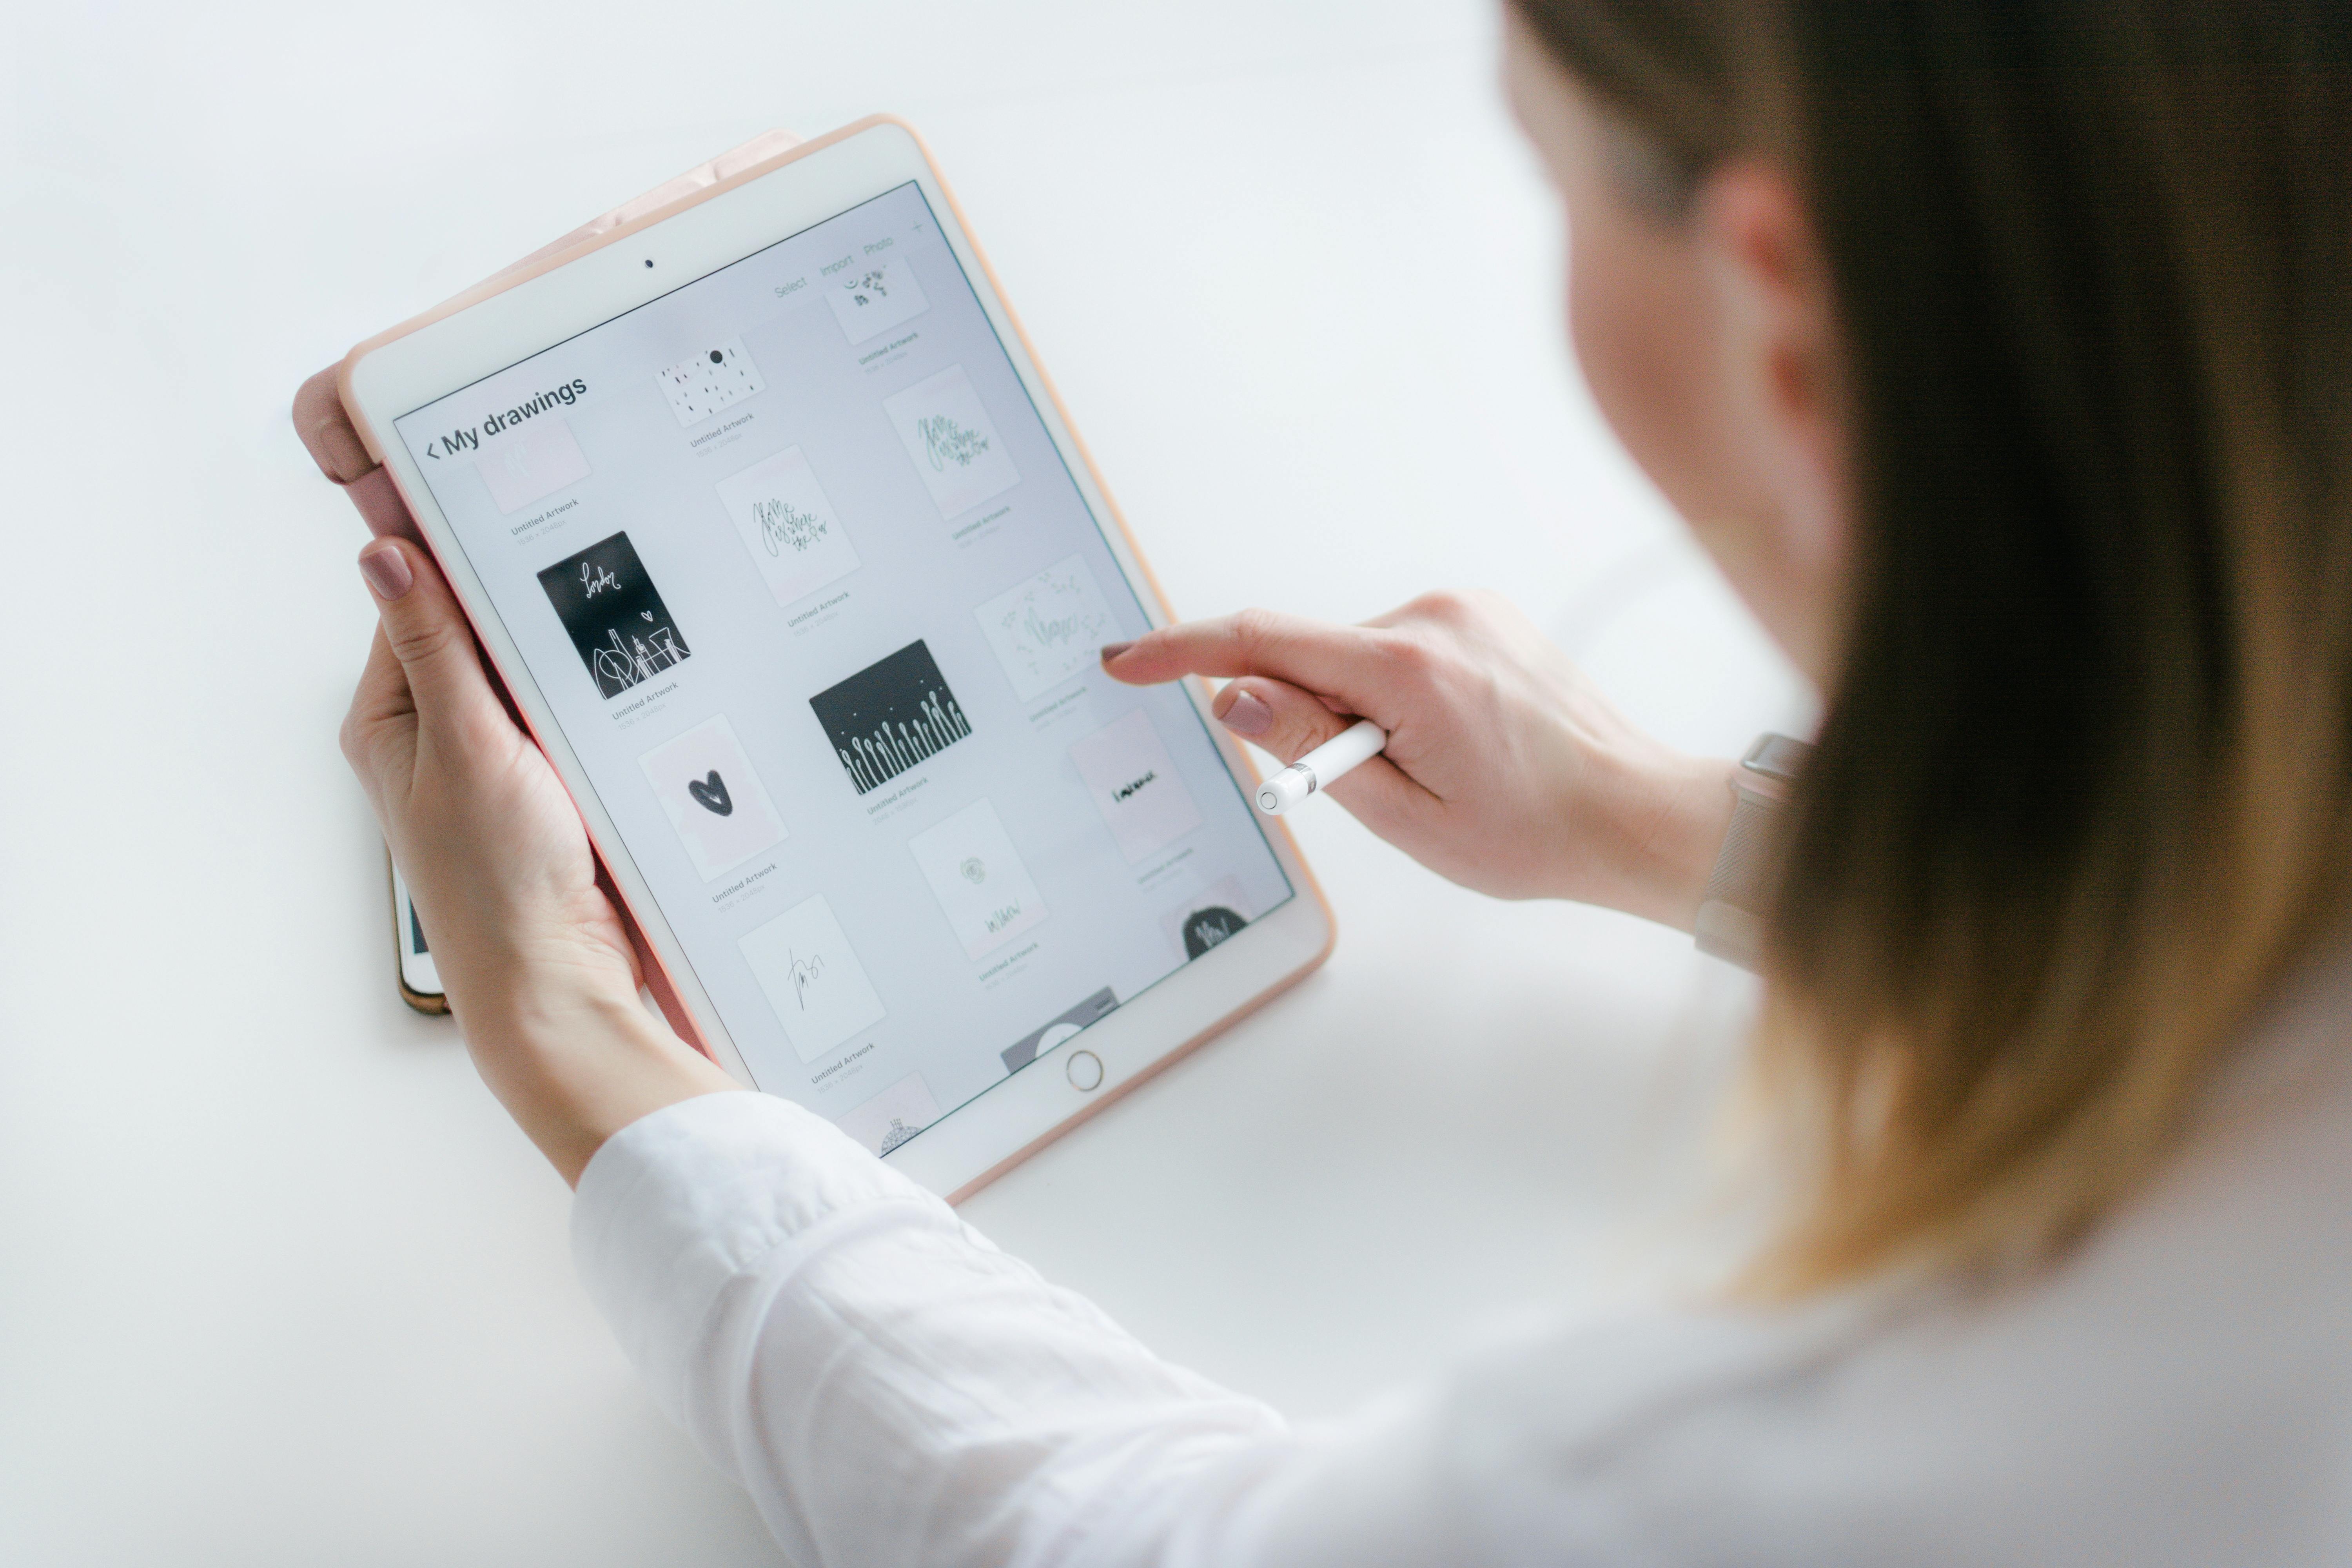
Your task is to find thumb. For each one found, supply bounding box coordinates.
[357,538,503,731]
[1214,673,1428,832]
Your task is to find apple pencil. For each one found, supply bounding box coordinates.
[1255,719,1387,815]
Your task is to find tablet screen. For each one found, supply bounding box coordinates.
[390,180,1292,1155]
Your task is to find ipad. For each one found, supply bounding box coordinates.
[339,117,1334,1198]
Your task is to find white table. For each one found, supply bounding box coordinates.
[0,3,1809,1561]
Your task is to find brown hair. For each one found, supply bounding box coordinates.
[1514,0,2352,1292]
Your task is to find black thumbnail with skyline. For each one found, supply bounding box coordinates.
[536,531,691,700]
[809,640,973,794]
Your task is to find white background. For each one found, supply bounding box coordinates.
[0,2,1811,1563]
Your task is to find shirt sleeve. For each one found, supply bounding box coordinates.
[570,1091,1473,1568]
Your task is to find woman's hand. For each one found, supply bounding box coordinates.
[343,537,736,1184]
[296,138,811,1181]
[1102,590,1737,930]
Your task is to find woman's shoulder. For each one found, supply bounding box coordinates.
[1431,1002,2352,1564]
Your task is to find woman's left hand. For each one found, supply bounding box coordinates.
[343,535,737,1184]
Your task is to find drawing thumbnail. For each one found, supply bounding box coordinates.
[657,336,766,426]
[475,417,590,515]
[824,252,931,345]
[738,893,887,1062]
[999,987,1118,1075]
[882,363,1020,518]
[637,714,789,880]
[907,798,1048,960]
[714,445,862,606]
[1069,708,1203,863]
[1161,877,1253,961]
[834,1071,944,1157]
[535,531,691,699]
[975,553,1121,701]
[809,640,973,795]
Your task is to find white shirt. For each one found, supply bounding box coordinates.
[571,959,2352,1566]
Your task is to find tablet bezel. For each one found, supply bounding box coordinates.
[339,116,1335,1200]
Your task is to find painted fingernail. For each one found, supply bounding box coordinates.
[1221,689,1273,737]
[359,544,414,601]
[1098,640,1136,663]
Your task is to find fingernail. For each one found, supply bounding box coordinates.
[1221,689,1273,737]
[360,544,414,601]
[1098,640,1135,663]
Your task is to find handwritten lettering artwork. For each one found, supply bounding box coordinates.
[974,553,1121,701]
[739,894,887,1062]
[714,445,862,606]
[1068,708,1203,864]
[907,798,1048,961]
[637,714,788,880]
[823,251,931,345]
[882,363,1020,519]
[1181,906,1248,957]
[536,531,691,699]
[657,336,766,426]
[1160,877,1255,962]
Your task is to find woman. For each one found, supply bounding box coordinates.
[298,1,2352,1561]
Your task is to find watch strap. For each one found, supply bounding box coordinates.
[1694,733,1811,971]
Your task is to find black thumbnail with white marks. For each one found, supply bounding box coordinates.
[809,640,973,795]
[536,531,691,699]
[1182,906,1247,958]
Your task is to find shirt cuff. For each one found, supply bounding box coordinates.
[569,1089,943,1431]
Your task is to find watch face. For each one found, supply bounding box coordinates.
[1742,732,1812,782]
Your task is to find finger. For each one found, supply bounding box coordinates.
[294,366,374,483]
[708,128,803,180]
[1361,586,1488,631]
[345,466,422,541]
[339,622,417,803]
[356,538,508,740]
[1101,609,1403,722]
[1214,674,1429,827]
[1210,674,1355,763]
[348,620,417,734]
[499,132,811,289]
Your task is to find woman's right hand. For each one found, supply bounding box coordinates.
[1102,590,1737,931]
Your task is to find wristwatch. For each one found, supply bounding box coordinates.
[1694,733,1812,971]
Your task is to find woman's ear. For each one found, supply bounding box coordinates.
[1694,159,1852,680]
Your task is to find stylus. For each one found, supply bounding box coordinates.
[1255,719,1387,815]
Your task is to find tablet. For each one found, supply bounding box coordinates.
[339,117,1334,1198]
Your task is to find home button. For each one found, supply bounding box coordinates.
[1066,1049,1104,1092]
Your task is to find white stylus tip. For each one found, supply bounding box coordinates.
[1257,768,1313,815]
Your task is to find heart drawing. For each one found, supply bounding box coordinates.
[688,771,733,816]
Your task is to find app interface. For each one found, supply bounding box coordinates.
[393,182,1292,1155]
